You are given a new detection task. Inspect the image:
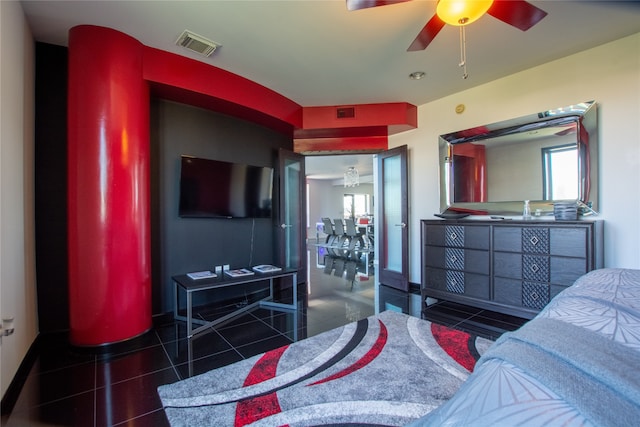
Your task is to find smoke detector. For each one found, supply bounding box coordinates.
[175,30,221,57]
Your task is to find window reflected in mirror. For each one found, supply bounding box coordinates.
[542,144,578,200]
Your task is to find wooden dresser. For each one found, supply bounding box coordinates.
[421,219,603,319]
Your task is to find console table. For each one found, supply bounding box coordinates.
[173,269,298,338]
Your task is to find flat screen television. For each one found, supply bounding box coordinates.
[179,155,274,218]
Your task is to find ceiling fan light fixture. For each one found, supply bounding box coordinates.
[436,0,494,26]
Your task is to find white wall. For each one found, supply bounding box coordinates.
[307,179,337,239]
[0,0,38,397]
[391,33,640,283]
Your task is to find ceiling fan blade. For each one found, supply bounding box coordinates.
[346,0,410,12]
[407,14,445,51]
[487,0,548,31]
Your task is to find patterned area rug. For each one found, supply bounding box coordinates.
[158,310,493,426]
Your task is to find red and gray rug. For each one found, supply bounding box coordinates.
[158,310,493,426]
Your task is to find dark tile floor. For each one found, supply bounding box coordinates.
[1,263,526,426]
[422,299,529,341]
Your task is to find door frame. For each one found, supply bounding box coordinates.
[376,145,409,292]
[277,149,307,278]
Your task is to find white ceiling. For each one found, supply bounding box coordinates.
[20,0,640,179]
[306,153,375,181]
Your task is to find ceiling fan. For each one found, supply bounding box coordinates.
[346,0,547,78]
[347,0,547,51]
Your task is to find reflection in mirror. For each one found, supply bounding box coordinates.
[439,101,597,216]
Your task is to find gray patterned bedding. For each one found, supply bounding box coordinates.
[412,268,640,426]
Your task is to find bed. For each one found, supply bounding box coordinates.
[413,268,640,426]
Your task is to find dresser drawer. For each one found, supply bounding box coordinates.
[494,226,550,254]
[495,252,587,285]
[495,252,553,282]
[550,256,588,284]
[493,227,523,252]
[494,277,550,310]
[493,252,522,279]
[424,224,489,250]
[495,226,589,257]
[424,267,490,299]
[550,227,588,258]
[424,246,489,275]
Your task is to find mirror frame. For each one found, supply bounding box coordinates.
[439,101,598,216]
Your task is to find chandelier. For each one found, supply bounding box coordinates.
[344,167,360,188]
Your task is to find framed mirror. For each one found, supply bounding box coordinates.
[439,101,598,216]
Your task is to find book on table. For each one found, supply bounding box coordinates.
[224,268,255,278]
[187,270,217,280]
[252,264,282,273]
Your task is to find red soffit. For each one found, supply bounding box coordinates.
[294,135,388,154]
[295,102,417,139]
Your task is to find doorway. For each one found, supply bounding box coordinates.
[305,154,376,319]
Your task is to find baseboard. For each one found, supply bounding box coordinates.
[0,333,43,418]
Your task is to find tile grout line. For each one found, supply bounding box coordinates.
[156,329,182,381]
[250,311,298,343]
[93,354,97,427]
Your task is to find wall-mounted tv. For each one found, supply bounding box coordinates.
[179,155,274,218]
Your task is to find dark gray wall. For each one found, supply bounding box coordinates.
[151,100,292,313]
[34,43,69,332]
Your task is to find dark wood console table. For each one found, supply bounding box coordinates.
[173,269,298,338]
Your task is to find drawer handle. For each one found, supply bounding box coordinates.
[449,232,458,241]
[530,236,539,245]
[530,264,539,273]
[450,279,457,286]
[450,255,457,263]
[530,292,539,301]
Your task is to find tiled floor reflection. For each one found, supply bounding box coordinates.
[1,260,526,426]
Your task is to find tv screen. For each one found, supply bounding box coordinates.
[179,156,273,218]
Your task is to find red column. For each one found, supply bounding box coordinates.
[67,26,151,346]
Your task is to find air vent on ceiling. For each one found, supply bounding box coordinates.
[336,107,356,119]
[176,30,221,57]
